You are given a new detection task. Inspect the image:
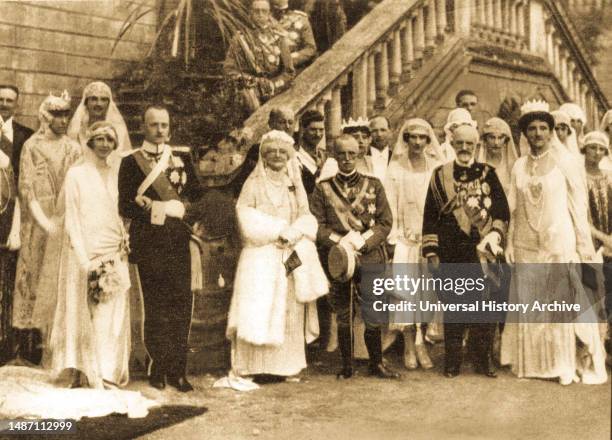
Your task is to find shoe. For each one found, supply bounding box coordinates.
[368,363,401,379]
[444,369,460,378]
[336,366,353,379]
[402,328,417,370]
[415,344,433,370]
[167,376,194,392]
[149,374,166,390]
[475,355,497,378]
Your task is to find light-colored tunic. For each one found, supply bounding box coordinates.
[12,132,80,329]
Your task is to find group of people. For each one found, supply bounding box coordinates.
[225,88,611,388]
[0,77,610,417]
[0,80,207,418]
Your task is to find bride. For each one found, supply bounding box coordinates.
[0,121,155,419]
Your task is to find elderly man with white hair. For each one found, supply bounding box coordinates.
[422,124,510,378]
[437,108,478,164]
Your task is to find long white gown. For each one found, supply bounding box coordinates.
[0,160,157,420]
[385,157,438,328]
[501,155,608,385]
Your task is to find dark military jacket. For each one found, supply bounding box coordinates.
[311,171,392,267]
[422,161,510,263]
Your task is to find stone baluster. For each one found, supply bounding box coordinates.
[509,0,517,34]
[545,24,554,66]
[579,82,588,114]
[560,49,569,91]
[454,0,472,35]
[328,87,342,139]
[493,0,503,30]
[414,9,426,65]
[435,0,447,37]
[478,0,487,25]
[516,1,525,38]
[553,42,560,79]
[367,53,376,113]
[425,0,437,53]
[485,0,494,26]
[390,30,402,95]
[401,19,415,79]
[375,42,390,109]
[567,62,576,101]
[352,55,368,119]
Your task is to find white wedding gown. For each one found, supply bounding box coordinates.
[0,160,157,419]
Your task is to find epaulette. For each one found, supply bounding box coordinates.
[171,146,191,154]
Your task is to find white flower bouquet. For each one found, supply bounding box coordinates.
[88,260,124,305]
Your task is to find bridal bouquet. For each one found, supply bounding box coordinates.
[88,259,124,305]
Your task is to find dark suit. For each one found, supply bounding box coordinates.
[118,148,203,380]
[1,120,34,364]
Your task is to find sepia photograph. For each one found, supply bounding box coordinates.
[0,0,610,438]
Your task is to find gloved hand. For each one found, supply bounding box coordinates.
[0,150,10,169]
[340,230,366,252]
[164,200,186,219]
[505,245,515,264]
[279,226,303,245]
[347,230,366,251]
[478,231,503,258]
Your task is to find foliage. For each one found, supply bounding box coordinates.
[563,0,612,65]
[115,0,254,151]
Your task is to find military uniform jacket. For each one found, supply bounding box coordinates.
[310,172,392,268]
[422,161,509,263]
[223,24,295,94]
[118,147,203,264]
[277,10,317,67]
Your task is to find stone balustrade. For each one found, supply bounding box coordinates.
[242,0,609,144]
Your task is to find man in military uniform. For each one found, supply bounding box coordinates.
[118,105,203,392]
[223,0,295,114]
[270,0,317,68]
[311,134,399,379]
[422,125,510,378]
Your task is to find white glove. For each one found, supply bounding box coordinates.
[279,226,303,245]
[478,231,503,257]
[0,150,10,169]
[164,200,186,219]
[340,230,366,251]
[348,230,366,251]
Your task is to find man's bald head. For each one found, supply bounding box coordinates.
[333,134,359,174]
[451,125,479,165]
[269,106,295,136]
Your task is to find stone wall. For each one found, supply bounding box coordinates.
[596,28,612,111]
[0,0,157,130]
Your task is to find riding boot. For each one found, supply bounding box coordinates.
[336,325,353,378]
